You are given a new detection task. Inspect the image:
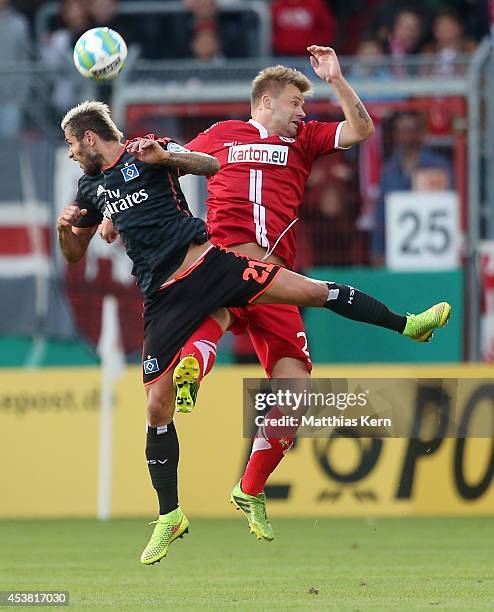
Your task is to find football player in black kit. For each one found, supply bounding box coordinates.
[58,101,451,565]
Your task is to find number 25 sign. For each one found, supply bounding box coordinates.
[385,191,461,271]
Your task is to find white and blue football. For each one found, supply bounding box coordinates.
[73,27,127,80]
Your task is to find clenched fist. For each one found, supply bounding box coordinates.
[98,217,119,244]
[57,205,87,231]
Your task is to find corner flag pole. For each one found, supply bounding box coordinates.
[97,295,125,520]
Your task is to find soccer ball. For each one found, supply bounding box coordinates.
[73,27,127,80]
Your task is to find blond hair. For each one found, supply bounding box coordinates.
[61,100,123,142]
[251,65,314,107]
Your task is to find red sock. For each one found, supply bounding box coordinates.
[241,406,300,496]
[180,317,223,381]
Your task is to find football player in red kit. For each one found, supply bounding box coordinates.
[172,46,450,541]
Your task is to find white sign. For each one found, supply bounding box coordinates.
[385,191,460,271]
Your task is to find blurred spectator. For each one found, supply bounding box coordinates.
[88,0,116,25]
[350,37,406,103]
[88,0,125,34]
[306,183,356,265]
[302,158,364,266]
[190,24,225,64]
[385,8,423,75]
[184,0,217,24]
[182,0,249,59]
[421,9,476,77]
[0,0,31,138]
[371,112,453,265]
[370,1,413,47]
[350,38,390,81]
[271,0,335,57]
[40,0,91,114]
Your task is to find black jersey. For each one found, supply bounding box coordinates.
[74,138,208,296]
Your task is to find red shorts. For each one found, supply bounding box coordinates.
[228,304,312,378]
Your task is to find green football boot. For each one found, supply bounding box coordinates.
[230,480,274,541]
[403,302,451,343]
[173,355,200,413]
[140,507,189,565]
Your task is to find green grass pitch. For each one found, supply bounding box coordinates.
[1,517,493,610]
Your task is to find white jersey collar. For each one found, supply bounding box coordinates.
[248,118,269,139]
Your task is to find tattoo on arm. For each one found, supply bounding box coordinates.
[166,151,219,176]
[355,102,370,124]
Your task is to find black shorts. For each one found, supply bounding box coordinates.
[142,245,281,384]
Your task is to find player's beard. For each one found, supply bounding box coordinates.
[80,147,105,176]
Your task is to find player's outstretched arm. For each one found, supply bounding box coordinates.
[126,138,219,176]
[307,45,374,148]
[57,205,98,263]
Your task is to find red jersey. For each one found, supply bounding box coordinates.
[185,118,346,269]
[271,0,335,57]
